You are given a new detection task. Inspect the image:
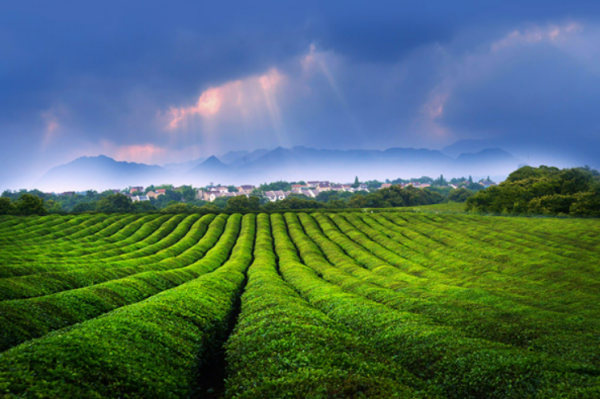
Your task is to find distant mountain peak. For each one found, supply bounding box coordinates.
[202,155,226,165]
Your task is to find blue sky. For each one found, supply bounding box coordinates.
[2,0,600,188]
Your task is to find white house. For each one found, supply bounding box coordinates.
[265,190,291,202]
[131,195,150,202]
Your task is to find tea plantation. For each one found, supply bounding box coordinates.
[0,211,599,398]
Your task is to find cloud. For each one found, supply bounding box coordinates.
[161,67,288,153]
[417,22,600,141]
[167,87,224,129]
[111,143,167,164]
[3,2,600,189]
[490,23,582,52]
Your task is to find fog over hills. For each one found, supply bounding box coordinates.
[35,145,526,192]
[443,136,600,169]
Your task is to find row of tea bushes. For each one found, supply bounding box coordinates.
[0,214,255,398]
[278,212,598,398]
[0,214,234,351]
[224,212,432,398]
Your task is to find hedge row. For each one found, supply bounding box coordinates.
[224,213,432,398]
[0,214,81,240]
[277,212,598,398]
[0,215,165,277]
[377,212,600,304]
[337,212,589,311]
[0,214,179,276]
[0,214,232,351]
[0,213,255,399]
[0,214,213,300]
[0,214,81,236]
[307,212,600,366]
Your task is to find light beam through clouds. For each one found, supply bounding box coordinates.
[164,69,285,132]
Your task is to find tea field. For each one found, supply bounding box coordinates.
[0,211,599,398]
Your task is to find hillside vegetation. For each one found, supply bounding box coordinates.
[0,212,599,398]
[467,166,600,216]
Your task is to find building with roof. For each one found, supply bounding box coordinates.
[132,195,150,202]
[265,190,291,202]
[235,185,256,195]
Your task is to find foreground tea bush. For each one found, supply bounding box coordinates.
[0,211,598,398]
[0,213,255,398]
[224,213,432,398]
[0,214,234,351]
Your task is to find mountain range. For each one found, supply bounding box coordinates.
[36,146,521,191]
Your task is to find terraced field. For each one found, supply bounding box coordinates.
[0,211,599,398]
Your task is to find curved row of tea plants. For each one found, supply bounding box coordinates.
[224,213,430,398]
[0,213,255,398]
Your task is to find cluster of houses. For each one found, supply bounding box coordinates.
[380,182,433,189]
[199,185,256,202]
[54,178,498,204]
[126,187,168,202]
[379,179,496,190]
[198,181,371,203]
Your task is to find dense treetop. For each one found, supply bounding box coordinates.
[466,165,600,216]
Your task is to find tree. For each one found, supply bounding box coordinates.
[44,199,63,213]
[466,165,600,216]
[248,196,261,210]
[72,203,96,213]
[352,176,360,188]
[0,197,14,215]
[160,203,191,214]
[327,199,348,209]
[433,174,448,186]
[133,201,156,213]
[199,203,220,213]
[446,188,474,203]
[259,181,291,191]
[179,186,197,202]
[95,194,134,213]
[225,195,260,212]
[13,194,47,216]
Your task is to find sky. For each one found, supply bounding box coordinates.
[2,0,600,189]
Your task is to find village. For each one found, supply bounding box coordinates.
[103,177,497,203]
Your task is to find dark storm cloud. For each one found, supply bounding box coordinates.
[2,0,600,189]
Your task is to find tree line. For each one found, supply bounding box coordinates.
[466,165,600,216]
[0,184,476,215]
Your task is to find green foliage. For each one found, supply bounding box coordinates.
[0,210,599,397]
[446,187,474,203]
[0,214,254,398]
[178,185,197,202]
[225,195,260,212]
[95,193,133,213]
[132,200,156,212]
[0,197,14,215]
[160,203,193,214]
[72,202,95,212]
[432,174,448,186]
[348,185,443,208]
[466,165,600,216]
[12,194,47,216]
[224,213,427,398]
[262,196,325,211]
[259,180,291,191]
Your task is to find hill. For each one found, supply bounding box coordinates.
[37,155,169,192]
